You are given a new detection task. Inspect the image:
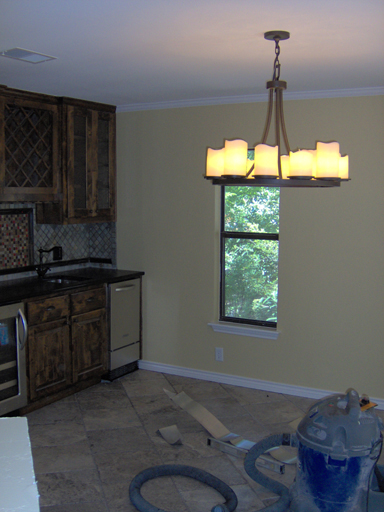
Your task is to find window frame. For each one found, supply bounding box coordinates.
[219,186,279,329]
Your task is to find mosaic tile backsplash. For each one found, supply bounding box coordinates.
[0,208,33,269]
[0,203,116,272]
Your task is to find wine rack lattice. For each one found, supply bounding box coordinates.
[5,104,53,188]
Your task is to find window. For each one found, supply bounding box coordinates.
[220,185,280,328]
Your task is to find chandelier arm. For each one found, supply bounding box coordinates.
[275,89,282,179]
[261,88,274,144]
[245,163,255,178]
[278,90,291,154]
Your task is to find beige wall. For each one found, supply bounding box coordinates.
[116,95,384,399]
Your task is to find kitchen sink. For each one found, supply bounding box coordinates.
[43,275,91,284]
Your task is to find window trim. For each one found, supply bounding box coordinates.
[219,186,279,329]
[209,321,280,340]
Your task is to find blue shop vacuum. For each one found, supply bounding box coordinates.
[130,388,384,512]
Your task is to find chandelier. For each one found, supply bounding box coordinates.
[205,31,349,188]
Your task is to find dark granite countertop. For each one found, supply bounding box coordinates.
[0,268,145,306]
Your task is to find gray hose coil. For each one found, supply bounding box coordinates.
[244,433,294,512]
[129,463,238,512]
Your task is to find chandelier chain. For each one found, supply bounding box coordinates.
[272,38,281,81]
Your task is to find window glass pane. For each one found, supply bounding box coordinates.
[223,237,279,324]
[224,186,279,233]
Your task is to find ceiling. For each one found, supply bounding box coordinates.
[1,0,383,111]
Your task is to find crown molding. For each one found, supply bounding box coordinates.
[117,87,384,113]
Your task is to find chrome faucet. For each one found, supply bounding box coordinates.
[35,246,63,278]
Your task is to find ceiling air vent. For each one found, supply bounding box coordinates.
[0,47,57,63]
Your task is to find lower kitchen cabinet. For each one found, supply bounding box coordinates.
[72,308,107,382]
[71,287,107,382]
[28,318,71,401]
[25,286,108,406]
[27,294,71,401]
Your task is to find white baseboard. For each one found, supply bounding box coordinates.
[138,360,384,410]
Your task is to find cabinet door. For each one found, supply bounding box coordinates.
[66,106,115,222]
[96,111,116,217]
[28,318,71,401]
[72,308,107,382]
[0,95,59,201]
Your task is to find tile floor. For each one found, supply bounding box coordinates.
[25,370,384,512]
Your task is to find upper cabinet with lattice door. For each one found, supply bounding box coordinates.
[0,87,60,202]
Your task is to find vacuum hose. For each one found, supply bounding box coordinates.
[129,464,238,512]
[244,433,295,512]
[129,434,294,512]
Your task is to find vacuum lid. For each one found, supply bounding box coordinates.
[296,388,383,458]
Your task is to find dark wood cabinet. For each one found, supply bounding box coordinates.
[72,308,107,382]
[66,102,116,222]
[28,318,71,401]
[36,98,116,224]
[27,295,71,401]
[71,287,108,382]
[0,87,60,202]
[25,286,108,405]
[0,85,116,223]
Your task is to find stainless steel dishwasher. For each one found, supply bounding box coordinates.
[108,278,142,379]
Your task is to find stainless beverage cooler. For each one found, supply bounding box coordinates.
[0,303,28,416]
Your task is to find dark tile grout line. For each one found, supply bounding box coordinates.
[42,373,181,512]
[34,379,120,510]
[128,375,269,512]
[31,370,314,511]
[76,385,111,512]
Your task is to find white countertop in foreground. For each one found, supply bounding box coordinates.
[0,417,39,512]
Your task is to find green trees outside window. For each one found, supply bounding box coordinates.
[220,186,280,327]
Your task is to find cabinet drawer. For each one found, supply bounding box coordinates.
[71,287,106,315]
[27,295,69,325]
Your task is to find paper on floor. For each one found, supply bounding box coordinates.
[157,424,183,445]
[164,388,298,465]
[164,389,230,439]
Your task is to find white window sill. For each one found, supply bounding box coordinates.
[208,322,280,340]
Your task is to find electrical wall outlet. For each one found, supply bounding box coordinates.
[52,246,63,260]
[215,347,224,362]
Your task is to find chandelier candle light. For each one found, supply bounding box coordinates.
[205,31,349,188]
